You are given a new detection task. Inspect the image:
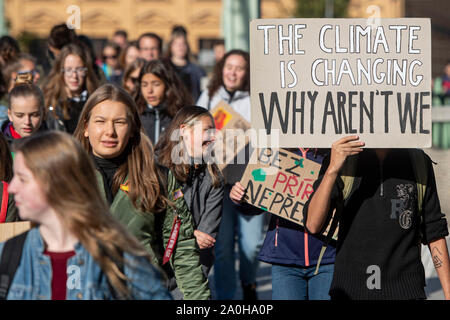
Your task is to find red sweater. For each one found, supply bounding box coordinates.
[44,250,76,300]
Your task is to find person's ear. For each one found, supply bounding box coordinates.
[7,108,12,122]
[83,122,89,138]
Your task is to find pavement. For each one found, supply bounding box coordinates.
[208,147,450,300]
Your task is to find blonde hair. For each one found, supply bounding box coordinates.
[14,131,152,298]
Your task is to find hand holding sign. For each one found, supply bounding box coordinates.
[328,136,365,175]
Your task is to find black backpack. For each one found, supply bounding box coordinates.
[0,231,29,300]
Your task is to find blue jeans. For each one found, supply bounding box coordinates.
[271,263,334,300]
[213,185,265,300]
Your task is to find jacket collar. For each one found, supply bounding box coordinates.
[217,86,249,102]
[28,227,84,255]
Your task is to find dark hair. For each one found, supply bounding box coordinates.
[0,134,13,182]
[137,33,162,54]
[171,25,187,37]
[0,36,20,66]
[48,23,78,50]
[103,42,121,61]
[155,105,222,187]
[134,59,192,117]
[122,57,145,94]
[208,49,250,99]
[114,30,128,38]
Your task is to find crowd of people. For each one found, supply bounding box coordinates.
[0,22,449,301]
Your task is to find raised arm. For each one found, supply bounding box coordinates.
[306,136,364,233]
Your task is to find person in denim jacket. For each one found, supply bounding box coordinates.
[1,131,171,300]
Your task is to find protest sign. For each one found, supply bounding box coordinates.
[250,18,432,147]
[240,148,338,240]
[211,101,253,184]
[0,221,32,242]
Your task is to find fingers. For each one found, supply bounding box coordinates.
[230,183,246,203]
[194,230,216,249]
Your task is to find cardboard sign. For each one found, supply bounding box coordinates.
[0,221,32,243]
[240,148,338,240]
[211,101,253,184]
[250,18,432,147]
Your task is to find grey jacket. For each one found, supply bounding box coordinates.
[182,168,224,239]
[182,167,224,275]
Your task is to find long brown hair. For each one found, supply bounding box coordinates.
[74,83,168,213]
[0,134,12,182]
[207,49,250,99]
[42,43,99,120]
[134,59,192,117]
[155,105,222,187]
[14,131,151,298]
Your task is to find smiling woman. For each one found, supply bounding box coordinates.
[155,106,224,279]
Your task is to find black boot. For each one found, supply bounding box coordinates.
[242,282,257,300]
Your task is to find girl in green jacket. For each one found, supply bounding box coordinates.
[73,83,210,300]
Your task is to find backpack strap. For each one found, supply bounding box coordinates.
[0,182,9,223]
[314,154,358,275]
[408,149,427,214]
[0,230,30,300]
[408,149,428,244]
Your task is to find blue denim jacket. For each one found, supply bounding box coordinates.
[0,228,172,300]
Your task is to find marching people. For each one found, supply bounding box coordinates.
[155,105,224,277]
[229,148,336,300]
[73,83,210,300]
[0,131,171,299]
[134,59,192,144]
[304,136,450,300]
[43,43,99,134]
[197,49,264,300]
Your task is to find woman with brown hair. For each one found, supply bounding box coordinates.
[43,43,99,134]
[0,131,171,299]
[155,105,224,277]
[122,58,145,95]
[74,83,210,300]
[164,31,206,102]
[134,59,192,144]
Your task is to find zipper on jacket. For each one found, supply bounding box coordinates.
[154,109,160,142]
[275,218,279,247]
[380,164,384,197]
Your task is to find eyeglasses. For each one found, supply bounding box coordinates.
[62,67,88,77]
[103,54,118,60]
